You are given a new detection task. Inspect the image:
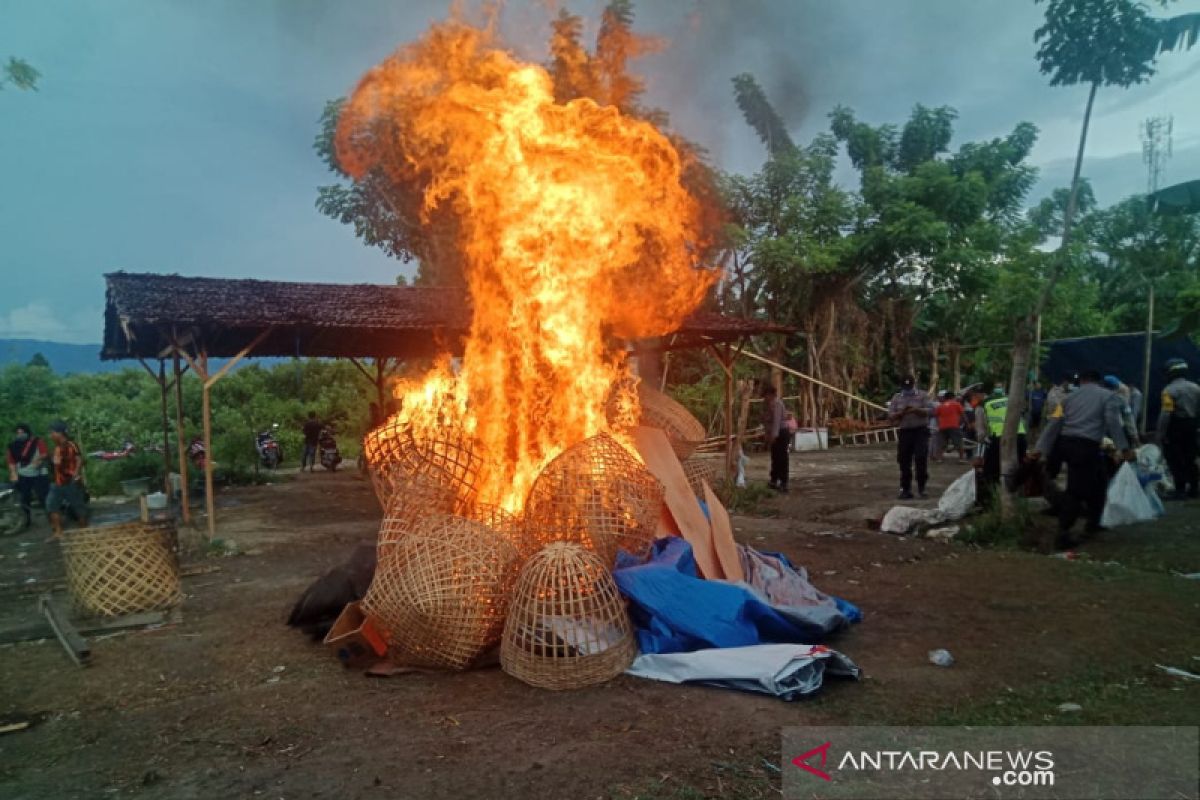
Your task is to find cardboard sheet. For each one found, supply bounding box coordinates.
[702,480,743,583]
[631,426,721,579]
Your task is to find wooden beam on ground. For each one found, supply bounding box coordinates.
[38,594,90,666]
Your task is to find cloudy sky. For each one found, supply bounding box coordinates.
[3,0,1199,343]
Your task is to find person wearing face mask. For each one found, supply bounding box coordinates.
[6,423,50,530]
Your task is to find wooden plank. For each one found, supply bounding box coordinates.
[38,594,91,666]
[0,606,178,645]
[702,480,744,583]
[631,426,721,579]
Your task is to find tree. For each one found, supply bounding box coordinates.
[1,57,39,91]
[26,352,49,368]
[997,0,1200,513]
[829,105,1039,381]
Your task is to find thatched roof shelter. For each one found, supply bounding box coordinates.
[101,272,789,361]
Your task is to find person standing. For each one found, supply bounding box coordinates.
[762,385,789,493]
[6,423,49,529]
[301,411,322,473]
[935,392,966,463]
[1030,370,1131,544]
[1156,358,1200,500]
[888,376,934,499]
[981,390,1027,489]
[46,421,88,539]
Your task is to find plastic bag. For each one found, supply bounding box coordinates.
[937,470,976,519]
[1100,462,1159,528]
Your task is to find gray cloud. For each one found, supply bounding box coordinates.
[2,0,1198,344]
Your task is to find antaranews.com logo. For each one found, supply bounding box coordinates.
[793,740,1055,787]
[781,726,1198,800]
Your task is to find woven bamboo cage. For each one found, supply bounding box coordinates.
[524,433,662,566]
[636,384,707,460]
[362,412,484,512]
[59,521,182,617]
[681,456,719,500]
[362,515,520,670]
[501,542,637,690]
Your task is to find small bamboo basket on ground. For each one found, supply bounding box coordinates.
[364,515,520,670]
[636,384,706,460]
[501,542,637,690]
[59,521,182,617]
[524,433,662,566]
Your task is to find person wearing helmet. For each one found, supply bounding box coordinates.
[1157,358,1200,500]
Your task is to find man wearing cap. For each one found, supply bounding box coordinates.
[1157,358,1200,499]
[888,376,934,499]
[6,423,49,529]
[1030,370,1132,545]
[46,421,89,539]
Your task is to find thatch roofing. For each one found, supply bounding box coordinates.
[102,272,789,360]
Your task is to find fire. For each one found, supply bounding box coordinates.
[339,19,714,512]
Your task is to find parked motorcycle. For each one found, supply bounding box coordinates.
[0,483,25,535]
[318,426,342,472]
[256,424,283,469]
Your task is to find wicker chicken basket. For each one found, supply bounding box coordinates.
[636,384,707,460]
[500,542,637,690]
[59,521,182,617]
[363,515,520,670]
[524,433,662,566]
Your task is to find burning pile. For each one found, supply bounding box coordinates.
[346,18,719,688]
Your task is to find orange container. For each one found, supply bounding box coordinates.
[322,601,388,668]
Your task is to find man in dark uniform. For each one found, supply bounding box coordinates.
[1029,370,1131,549]
[888,376,934,500]
[1157,357,1200,500]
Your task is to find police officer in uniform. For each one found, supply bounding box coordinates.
[980,391,1027,492]
[1157,357,1200,500]
[1030,370,1131,546]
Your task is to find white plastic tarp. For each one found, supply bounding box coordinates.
[627,643,860,701]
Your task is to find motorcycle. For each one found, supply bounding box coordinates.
[318,426,342,471]
[0,483,24,536]
[256,424,283,469]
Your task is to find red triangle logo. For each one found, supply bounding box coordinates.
[792,741,832,781]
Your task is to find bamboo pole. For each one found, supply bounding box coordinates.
[738,348,887,412]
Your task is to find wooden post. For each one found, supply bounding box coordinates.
[179,328,273,538]
[173,352,191,524]
[1141,283,1154,432]
[158,361,171,495]
[200,351,215,540]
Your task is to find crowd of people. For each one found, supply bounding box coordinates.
[6,420,89,539]
[885,357,1200,544]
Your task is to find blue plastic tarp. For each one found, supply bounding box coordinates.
[613,537,860,655]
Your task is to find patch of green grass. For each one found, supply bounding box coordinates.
[958,495,1035,548]
[716,481,776,516]
[931,665,1200,726]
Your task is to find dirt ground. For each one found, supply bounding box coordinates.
[1,446,1198,799]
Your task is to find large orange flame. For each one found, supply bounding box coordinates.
[339,20,714,512]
